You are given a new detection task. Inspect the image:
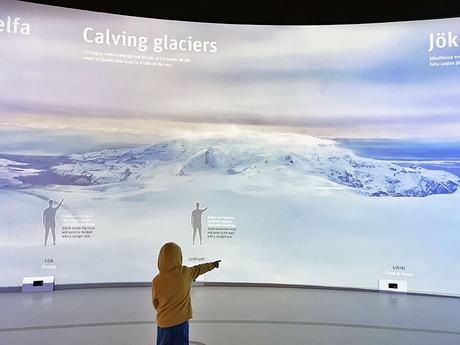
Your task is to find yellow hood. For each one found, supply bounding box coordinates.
[152,242,217,327]
[158,242,183,272]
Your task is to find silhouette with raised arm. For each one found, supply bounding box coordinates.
[43,199,63,246]
[191,202,208,245]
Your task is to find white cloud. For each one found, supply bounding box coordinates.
[1,1,460,137]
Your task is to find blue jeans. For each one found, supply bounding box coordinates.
[157,320,189,345]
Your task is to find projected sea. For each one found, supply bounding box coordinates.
[337,138,460,178]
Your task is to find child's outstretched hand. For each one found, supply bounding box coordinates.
[213,260,222,268]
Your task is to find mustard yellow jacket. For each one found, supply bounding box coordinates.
[152,242,215,328]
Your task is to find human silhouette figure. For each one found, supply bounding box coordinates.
[43,199,64,246]
[191,202,208,245]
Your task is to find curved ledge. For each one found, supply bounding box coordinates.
[2,281,460,299]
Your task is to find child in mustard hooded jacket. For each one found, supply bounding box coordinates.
[152,242,221,345]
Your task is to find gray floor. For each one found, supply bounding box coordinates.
[1,286,459,345]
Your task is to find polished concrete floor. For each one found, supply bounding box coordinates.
[0,286,459,344]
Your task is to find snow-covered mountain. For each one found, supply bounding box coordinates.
[0,132,459,197]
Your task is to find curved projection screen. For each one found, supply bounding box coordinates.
[1,1,460,295]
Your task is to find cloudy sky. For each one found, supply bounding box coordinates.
[1,1,460,138]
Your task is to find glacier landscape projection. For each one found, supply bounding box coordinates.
[0,1,460,295]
